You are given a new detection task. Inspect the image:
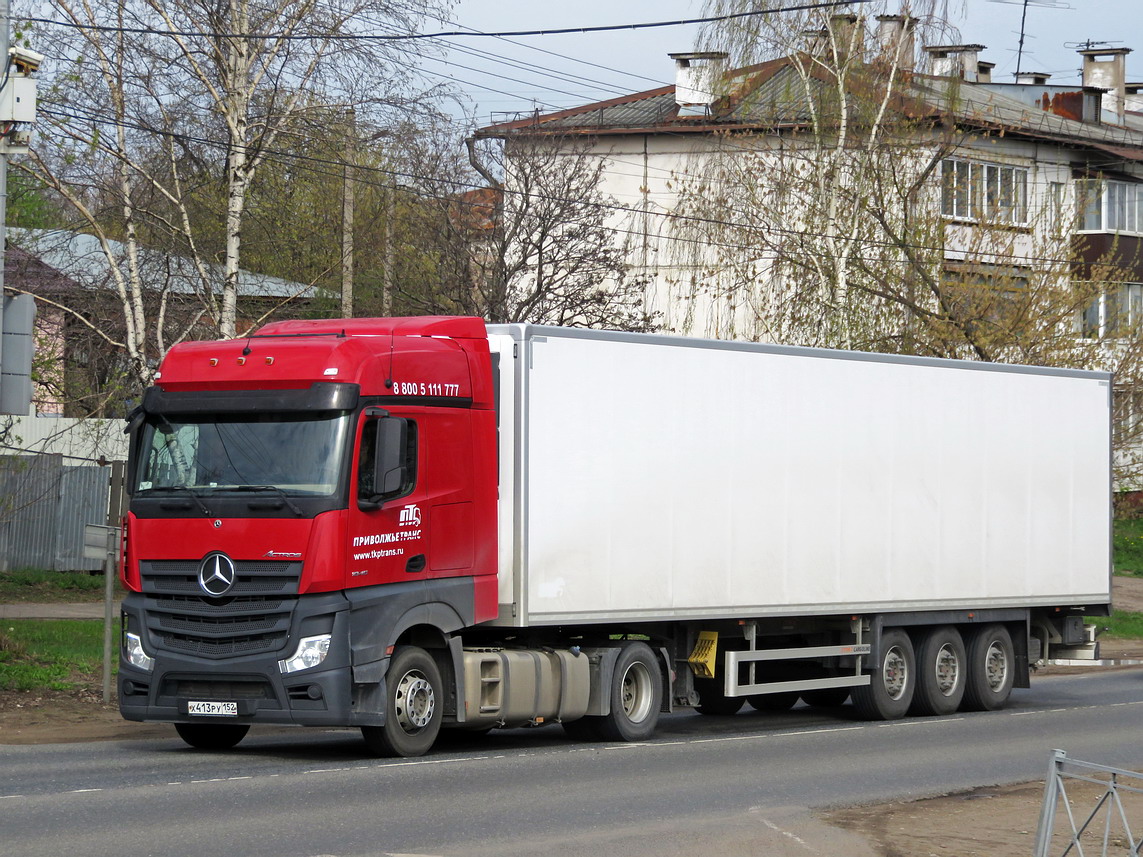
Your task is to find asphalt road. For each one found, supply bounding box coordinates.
[2,668,1141,857]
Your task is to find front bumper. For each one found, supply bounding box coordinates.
[118,591,384,727]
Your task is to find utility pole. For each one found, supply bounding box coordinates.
[0,0,9,402]
[341,108,355,318]
[0,0,39,416]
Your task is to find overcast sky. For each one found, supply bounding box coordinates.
[438,1,1137,124]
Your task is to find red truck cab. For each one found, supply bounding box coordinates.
[119,317,498,753]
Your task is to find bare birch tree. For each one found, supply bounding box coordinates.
[18,0,450,390]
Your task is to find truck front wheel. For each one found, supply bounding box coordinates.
[174,722,249,750]
[851,628,915,720]
[961,624,1015,711]
[596,642,662,741]
[361,646,443,757]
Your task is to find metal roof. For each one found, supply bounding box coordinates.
[8,229,319,300]
[479,58,1143,161]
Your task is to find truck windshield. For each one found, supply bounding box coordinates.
[134,412,351,497]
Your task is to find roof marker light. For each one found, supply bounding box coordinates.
[324,368,338,376]
[265,357,274,365]
[209,359,218,366]
[237,357,246,365]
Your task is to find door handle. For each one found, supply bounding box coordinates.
[405,554,426,574]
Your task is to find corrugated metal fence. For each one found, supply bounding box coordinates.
[0,454,125,572]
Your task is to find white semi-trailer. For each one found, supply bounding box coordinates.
[121,319,1110,755]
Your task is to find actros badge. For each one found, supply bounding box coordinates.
[198,552,236,597]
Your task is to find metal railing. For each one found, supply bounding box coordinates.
[1035,749,1143,856]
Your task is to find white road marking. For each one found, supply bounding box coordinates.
[760,817,818,853]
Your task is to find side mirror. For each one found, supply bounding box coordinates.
[374,417,410,497]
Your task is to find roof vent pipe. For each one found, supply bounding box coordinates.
[875,14,916,71]
[977,61,996,84]
[924,44,986,82]
[669,52,728,116]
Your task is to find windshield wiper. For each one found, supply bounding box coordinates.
[225,485,305,517]
[150,485,212,516]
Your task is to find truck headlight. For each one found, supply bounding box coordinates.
[124,632,155,672]
[278,634,332,675]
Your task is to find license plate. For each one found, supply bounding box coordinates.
[187,700,238,716]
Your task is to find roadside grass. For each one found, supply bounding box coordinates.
[1099,611,1143,640]
[1115,518,1143,576]
[0,619,117,692]
[0,568,116,603]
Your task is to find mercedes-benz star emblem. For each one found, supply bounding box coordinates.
[198,553,236,597]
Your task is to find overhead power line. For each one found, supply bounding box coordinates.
[23,1,871,42]
[37,101,1097,272]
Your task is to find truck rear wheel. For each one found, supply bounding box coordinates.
[961,624,1015,711]
[910,626,966,716]
[174,722,249,750]
[851,628,915,720]
[361,646,443,757]
[748,692,799,711]
[801,688,850,708]
[596,642,662,741]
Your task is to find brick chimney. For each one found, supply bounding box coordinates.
[924,45,987,82]
[669,52,727,116]
[1015,71,1051,85]
[875,14,916,71]
[1080,47,1132,123]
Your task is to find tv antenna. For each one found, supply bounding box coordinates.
[987,0,1071,75]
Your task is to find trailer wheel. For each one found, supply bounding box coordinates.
[851,628,915,720]
[801,688,851,708]
[361,646,443,757]
[748,692,799,711]
[961,624,1015,711]
[694,676,745,715]
[910,626,966,716]
[174,722,249,750]
[596,642,662,741]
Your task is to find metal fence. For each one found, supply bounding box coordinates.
[1035,750,1143,856]
[0,454,125,572]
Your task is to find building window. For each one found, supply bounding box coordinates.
[941,158,1029,225]
[1081,282,1143,338]
[1076,178,1143,235]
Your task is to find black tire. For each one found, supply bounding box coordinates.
[801,688,851,708]
[174,722,249,750]
[361,646,443,757]
[748,692,799,712]
[694,676,745,715]
[595,642,663,741]
[851,628,915,721]
[910,626,967,716]
[961,624,1015,712]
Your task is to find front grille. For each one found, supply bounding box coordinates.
[139,559,301,659]
[142,560,300,598]
[164,679,275,700]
